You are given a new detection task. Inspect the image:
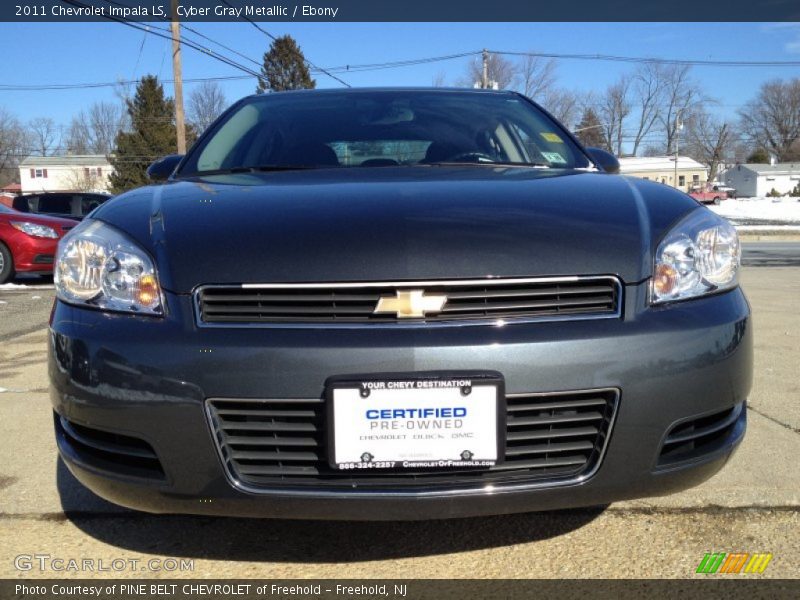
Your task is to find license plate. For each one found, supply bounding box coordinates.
[328,374,504,470]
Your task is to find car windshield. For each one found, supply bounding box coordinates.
[178,90,591,175]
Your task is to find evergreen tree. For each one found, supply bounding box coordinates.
[109,76,178,193]
[256,35,316,93]
[746,148,770,163]
[575,108,605,149]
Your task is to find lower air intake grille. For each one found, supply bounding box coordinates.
[196,276,621,326]
[55,413,165,480]
[658,402,745,467]
[207,389,619,491]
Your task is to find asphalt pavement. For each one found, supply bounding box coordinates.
[0,242,798,579]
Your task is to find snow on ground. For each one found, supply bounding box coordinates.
[709,196,800,224]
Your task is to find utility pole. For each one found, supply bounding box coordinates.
[481,49,489,89]
[170,0,186,154]
[673,110,682,191]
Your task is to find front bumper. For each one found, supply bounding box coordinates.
[49,282,752,520]
[7,231,58,272]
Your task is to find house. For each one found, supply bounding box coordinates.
[617,156,709,192]
[19,155,113,194]
[0,182,22,208]
[722,163,800,197]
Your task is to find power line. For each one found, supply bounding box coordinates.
[0,74,251,91]
[319,51,480,74]
[492,50,800,68]
[219,0,350,88]
[59,0,264,79]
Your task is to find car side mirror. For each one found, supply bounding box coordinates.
[585,147,620,174]
[146,154,184,182]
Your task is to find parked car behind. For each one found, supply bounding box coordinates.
[13,192,111,221]
[0,204,77,283]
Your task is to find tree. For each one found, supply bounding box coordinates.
[67,101,127,155]
[462,53,517,89]
[684,110,732,181]
[256,35,315,93]
[738,78,800,162]
[629,63,665,156]
[540,88,581,129]
[658,65,703,154]
[599,76,632,155]
[574,108,605,148]
[517,54,557,100]
[109,75,179,193]
[28,117,59,156]
[431,71,447,87]
[746,148,770,163]
[188,81,228,133]
[0,107,28,185]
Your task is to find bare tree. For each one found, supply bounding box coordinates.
[658,65,704,154]
[738,78,800,162]
[461,53,517,89]
[517,54,557,100]
[431,71,447,87]
[28,117,59,156]
[540,88,581,129]
[629,63,665,156]
[0,107,29,185]
[187,81,228,134]
[684,110,733,182]
[598,76,632,155]
[67,101,127,155]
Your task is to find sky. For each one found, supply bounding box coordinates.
[1,22,799,136]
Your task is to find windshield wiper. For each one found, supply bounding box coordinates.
[187,165,319,176]
[425,161,552,169]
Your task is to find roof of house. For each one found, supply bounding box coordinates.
[733,163,800,175]
[617,156,707,173]
[19,154,111,167]
[0,182,21,192]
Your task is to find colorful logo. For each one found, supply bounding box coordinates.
[696,553,773,574]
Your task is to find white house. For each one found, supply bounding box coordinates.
[617,156,708,192]
[722,163,800,197]
[19,155,113,194]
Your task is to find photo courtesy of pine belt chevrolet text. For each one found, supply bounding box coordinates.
[48,88,752,520]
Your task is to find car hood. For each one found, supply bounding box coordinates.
[93,167,700,293]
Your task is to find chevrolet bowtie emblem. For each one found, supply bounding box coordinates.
[373,289,448,319]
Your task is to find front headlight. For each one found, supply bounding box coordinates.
[54,220,163,315]
[11,221,59,239]
[651,209,740,304]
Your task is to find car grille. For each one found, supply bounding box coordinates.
[206,389,619,491]
[55,414,165,480]
[195,276,621,326]
[658,402,745,468]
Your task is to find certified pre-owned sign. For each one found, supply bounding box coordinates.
[329,376,504,470]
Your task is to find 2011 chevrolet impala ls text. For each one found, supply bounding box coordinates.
[48,88,751,520]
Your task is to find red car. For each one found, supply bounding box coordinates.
[0,204,77,283]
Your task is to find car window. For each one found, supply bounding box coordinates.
[180,91,590,175]
[80,194,108,215]
[37,194,74,215]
